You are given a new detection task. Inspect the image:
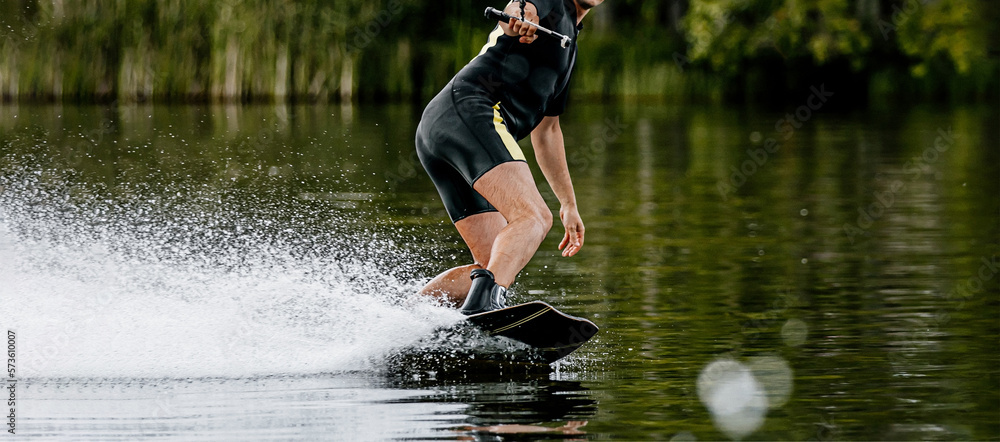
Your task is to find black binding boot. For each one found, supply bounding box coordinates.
[459,269,507,315]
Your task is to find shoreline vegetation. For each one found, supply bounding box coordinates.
[0,0,996,105]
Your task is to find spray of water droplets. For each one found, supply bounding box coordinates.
[0,150,466,379]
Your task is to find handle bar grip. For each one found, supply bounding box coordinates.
[484,6,512,22]
[483,6,572,48]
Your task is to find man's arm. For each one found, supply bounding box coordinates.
[531,115,585,257]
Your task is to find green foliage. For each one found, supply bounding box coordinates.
[679,0,996,101]
[0,0,995,103]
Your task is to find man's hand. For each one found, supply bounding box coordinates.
[558,205,585,257]
[531,116,582,257]
[500,1,539,44]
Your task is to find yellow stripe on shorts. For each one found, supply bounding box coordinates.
[492,103,525,161]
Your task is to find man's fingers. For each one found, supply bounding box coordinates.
[502,5,537,43]
[562,243,578,257]
[522,21,537,38]
[509,20,534,43]
[522,9,539,24]
[559,227,583,257]
[517,24,536,40]
[521,19,537,37]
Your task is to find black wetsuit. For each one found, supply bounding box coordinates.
[415,0,580,222]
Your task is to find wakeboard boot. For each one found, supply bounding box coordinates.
[459,268,507,315]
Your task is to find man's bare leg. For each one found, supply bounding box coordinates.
[418,211,507,304]
[473,161,553,287]
[418,263,483,305]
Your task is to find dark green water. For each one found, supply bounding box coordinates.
[1,102,997,440]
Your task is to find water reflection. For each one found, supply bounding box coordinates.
[459,421,588,438]
[1,102,997,440]
[395,378,597,428]
[21,374,596,440]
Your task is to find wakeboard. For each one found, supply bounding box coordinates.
[466,301,598,363]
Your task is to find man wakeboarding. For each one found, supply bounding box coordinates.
[415,0,604,314]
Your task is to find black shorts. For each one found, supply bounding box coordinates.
[415,82,527,223]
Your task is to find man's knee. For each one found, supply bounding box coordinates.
[509,202,551,237]
[532,204,553,235]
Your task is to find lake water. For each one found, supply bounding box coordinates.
[1,102,997,440]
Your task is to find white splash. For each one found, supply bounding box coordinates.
[0,167,462,380]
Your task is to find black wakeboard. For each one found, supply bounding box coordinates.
[466,301,598,363]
